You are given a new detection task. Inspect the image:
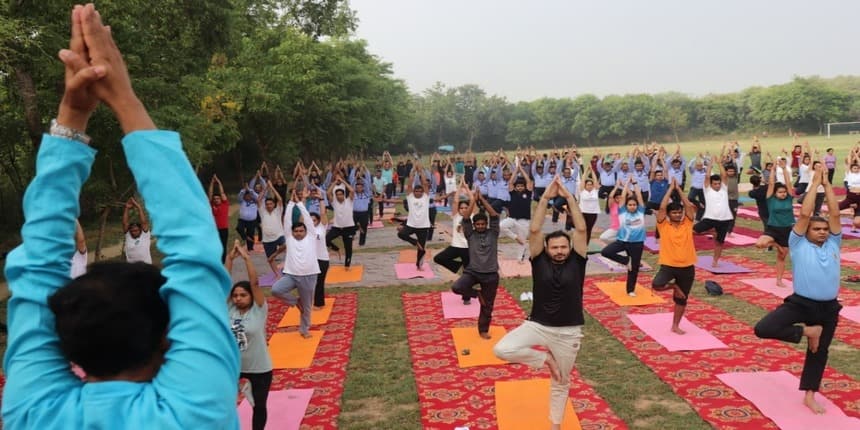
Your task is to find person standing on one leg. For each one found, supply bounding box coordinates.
[500,164,534,260]
[237,184,259,252]
[450,188,501,339]
[493,176,589,430]
[754,165,843,415]
[310,205,330,309]
[351,181,373,246]
[434,182,473,304]
[692,157,733,267]
[600,177,647,297]
[577,168,601,245]
[270,190,320,338]
[394,166,431,269]
[257,181,285,276]
[325,176,357,270]
[754,161,795,287]
[209,174,230,263]
[652,178,698,334]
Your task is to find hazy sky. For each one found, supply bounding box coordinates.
[349,0,860,101]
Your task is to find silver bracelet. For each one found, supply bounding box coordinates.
[49,119,92,145]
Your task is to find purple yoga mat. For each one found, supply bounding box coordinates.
[627,313,727,351]
[695,255,752,274]
[716,371,860,430]
[257,272,278,288]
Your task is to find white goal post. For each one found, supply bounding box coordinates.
[826,121,860,138]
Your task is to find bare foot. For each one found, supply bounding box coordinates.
[344,266,351,272]
[545,351,561,381]
[804,325,823,353]
[803,391,826,414]
[671,325,686,335]
[775,279,786,288]
[711,260,719,268]
[312,305,324,311]
[479,332,491,340]
[300,332,313,339]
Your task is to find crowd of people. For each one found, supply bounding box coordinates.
[2,4,852,429]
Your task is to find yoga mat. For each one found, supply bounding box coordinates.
[450,326,508,367]
[398,248,433,263]
[840,305,860,324]
[499,259,532,278]
[325,265,363,284]
[440,291,481,319]
[368,220,385,229]
[587,240,604,254]
[841,251,860,263]
[736,206,760,219]
[716,371,860,430]
[723,232,758,245]
[237,388,313,430]
[258,272,278,288]
[840,227,860,239]
[644,235,660,251]
[277,297,336,327]
[495,379,581,430]
[394,262,436,279]
[739,278,793,299]
[626,313,728,351]
[268,330,324,369]
[595,281,665,306]
[695,255,753,273]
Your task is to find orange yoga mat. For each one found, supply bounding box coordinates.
[595,281,665,306]
[398,248,432,263]
[495,379,581,430]
[450,326,508,368]
[267,330,324,369]
[325,265,364,284]
[277,297,336,328]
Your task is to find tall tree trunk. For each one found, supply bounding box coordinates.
[94,206,112,262]
[12,65,42,149]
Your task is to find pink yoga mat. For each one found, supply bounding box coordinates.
[723,233,758,245]
[440,291,480,319]
[499,259,532,278]
[695,255,752,274]
[736,207,759,219]
[739,278,793,299]
[394,262,436,279]
[716,371,860,430]
[368,220,385,229]
[841,305,860,324]
[841,251,860,263]
[238,388,313,430]
[627,313,727,351]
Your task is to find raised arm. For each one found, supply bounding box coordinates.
[821,164,841,234]
[122,198,133,232]
[556,176,587,257]
[794,164,823,236]
[476,189,499,218]
[655,178,675,223]
[766,161,777,198]
[237,244,263,306]
[529,179,558,258]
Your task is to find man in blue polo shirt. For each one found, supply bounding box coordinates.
[754,165,842,415]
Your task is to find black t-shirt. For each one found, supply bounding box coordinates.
[748,185,769,218]
[529,251,586,327]
[464,165,476,184]
[508,189,532,220]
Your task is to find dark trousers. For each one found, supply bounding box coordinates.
[433,246,470,274]
[727,199,739,233]
[754,294,841,391]
[398,225,430,264]
[241,370,273,430]
[385,182,396,199]
[827,168,835,184]
[598,185,614,213]
[399,176,407,193]
[218,227,229,263]
[236,219,257,251]
[688,187,705,220]
[583,213,598,244]
[451,271,500,333]
[428,207,437,241]
[600,240,645,293]
[315,259,329,307]
[377,200,385,219]
[326,226,356,267]
[353,211,370,245]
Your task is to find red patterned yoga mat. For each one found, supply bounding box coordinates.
[265,294,357,429]
[403,288,627,430]
[583,274,860,429]
[701,255,860,349]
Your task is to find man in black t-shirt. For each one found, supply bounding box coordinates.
[494,177,587,430]
[500,164,533,260]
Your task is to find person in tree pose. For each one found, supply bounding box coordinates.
[754,159,795,287]
[692,157,734,267]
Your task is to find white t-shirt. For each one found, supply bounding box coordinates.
[406,194,432,228]
[314,223,329,261]
[125,231,152,264]
[331,198,355,228]
[798,164,811,183]
[579,189,600,214]
[444,176,458,195]
[451,213,468,248]
[70,250,87,279]
[282,234,321,276]
[259,206,284,243]
[846,172,860,188]
[703,187,733,221]
[775,165,792,184]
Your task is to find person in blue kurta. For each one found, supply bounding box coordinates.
[754,165,842,415]
[2,4,238,428]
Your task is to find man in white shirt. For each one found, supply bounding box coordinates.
[692,158,733,267]
[122,197,152,264]
[271,190,321,338]
[257,180,284,275]
[395,168,432,269]
[326,177,357,269]
[434,185,472,304]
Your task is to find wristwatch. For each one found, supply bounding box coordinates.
[49,119,92,145]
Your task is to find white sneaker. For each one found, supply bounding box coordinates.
[627,291,637,298]
[527,291,534,300]
[520,292,529,301]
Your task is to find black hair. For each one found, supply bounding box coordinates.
[666,202,683,212]
[827,148,833,152]
[809,216,829,225]
[709,174,721,182]
[750,175,762,187]
[413,184,424,191]
[544,230,571,245]
[265,197,275,204]
[231,281,253,298]
[292,222,307,232]
[128,222,142,230]
[514,178,526,186]
[309,212,320,221]
[725,164,736,171]
[458,200,470,208]
[473,212,488,224]
[48,262,168,378]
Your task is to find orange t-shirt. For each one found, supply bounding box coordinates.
[656,217,697,267]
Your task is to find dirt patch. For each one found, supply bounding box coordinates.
[634,394,693,415]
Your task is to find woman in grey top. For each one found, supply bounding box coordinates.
[226,240,274,430]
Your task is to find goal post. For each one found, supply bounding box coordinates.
[826,121,860,138]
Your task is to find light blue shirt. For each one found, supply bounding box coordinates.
[789,231,841,301]
[3,132,239,429]
[616,206,647,243]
